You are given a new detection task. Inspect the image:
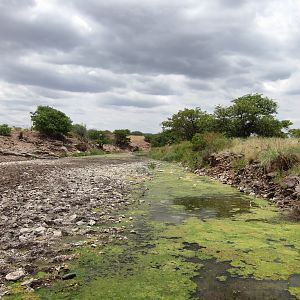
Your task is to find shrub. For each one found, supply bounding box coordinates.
[192,132,231,153]
[72,124,87,139]
[149,141,203,170]
[145,130,178,147]
[87,129,111,147]
[0,124,11,136]
[31,106,72,137]
[114,129,130,148]
[130,131,143,136]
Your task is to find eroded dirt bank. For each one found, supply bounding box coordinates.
[0,154,150,297]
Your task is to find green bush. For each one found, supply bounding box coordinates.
[87,129,111,147]
[149,133,231,170]
[192,132,231,153]
[72,124,87,139]
[114,129,130,148]
[149,142,203,170]
[0,124,11,136]
[31,106,72,137]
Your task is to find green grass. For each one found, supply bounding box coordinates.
[71,149,107,157]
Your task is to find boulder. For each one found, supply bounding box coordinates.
[5,268,26,281]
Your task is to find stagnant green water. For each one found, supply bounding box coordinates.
[7,163,300,299]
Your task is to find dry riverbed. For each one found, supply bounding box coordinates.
[0,154,150,297]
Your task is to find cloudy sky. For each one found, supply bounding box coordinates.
[0,0,299,132]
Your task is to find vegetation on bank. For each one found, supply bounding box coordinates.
[149,136,300,175]
[148,94,300,177]
[0,124,11,136]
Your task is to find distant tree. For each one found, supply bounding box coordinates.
[87,129,110,148]
[0,124,11,136]
[145,130,178,147]
[72,124,87,139]
[214,94,291,137]
[289,128,300,138]
[130,131,143,136]
[114,129,130,148]
[31,106,72,137]
[162,108,215,141]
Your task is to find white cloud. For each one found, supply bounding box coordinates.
[0,0,299,131]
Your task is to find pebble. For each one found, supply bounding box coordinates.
[62,273,77,280]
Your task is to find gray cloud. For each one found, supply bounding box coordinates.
[0,0,299,131]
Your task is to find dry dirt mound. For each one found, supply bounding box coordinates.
[0,129,90,162]
[129,135,150,151]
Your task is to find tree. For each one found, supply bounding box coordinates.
[31,106,72,137]
[72,124,87,139]
[214,94,291,137]
[289,128,300,138]
[162,108,215,141]
[87,129,110,148]
[114,129,130,148]
[130,131,143,136]
[0,124,11,136]
[145,130,178,147]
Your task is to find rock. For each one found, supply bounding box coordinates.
[75,143,88,152]
[5,269,26,281]
[53,230,62,237]
[60,146,68,153]
[88,220,96,226]
[20,227,32,234]
[266,172,277,179]
[62,273,76,280]
[21,278,35,286]
[76,220,85,226]
[34,226,46,235]
[281,176,300,189]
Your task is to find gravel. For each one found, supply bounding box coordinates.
[0,154,150,290]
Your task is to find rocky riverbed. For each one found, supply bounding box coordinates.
[0,154,150,297]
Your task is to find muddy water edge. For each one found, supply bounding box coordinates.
[5,161,300,299]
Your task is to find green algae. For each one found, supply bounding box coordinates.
[5,162,300,299]
[216,275,227,282]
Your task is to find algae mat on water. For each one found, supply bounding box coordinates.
[6,163,300,300]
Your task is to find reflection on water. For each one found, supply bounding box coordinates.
[173,195,255,219]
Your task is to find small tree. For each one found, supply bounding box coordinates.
[145,130,178,147]
[87,129,110,148]
[162,108,215,141]
[0,124,11,136]
[72,124,87,139]
[31,106,72,137]
[114,129,130,148]
[130,131,144,136]
[289,128,300,138]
